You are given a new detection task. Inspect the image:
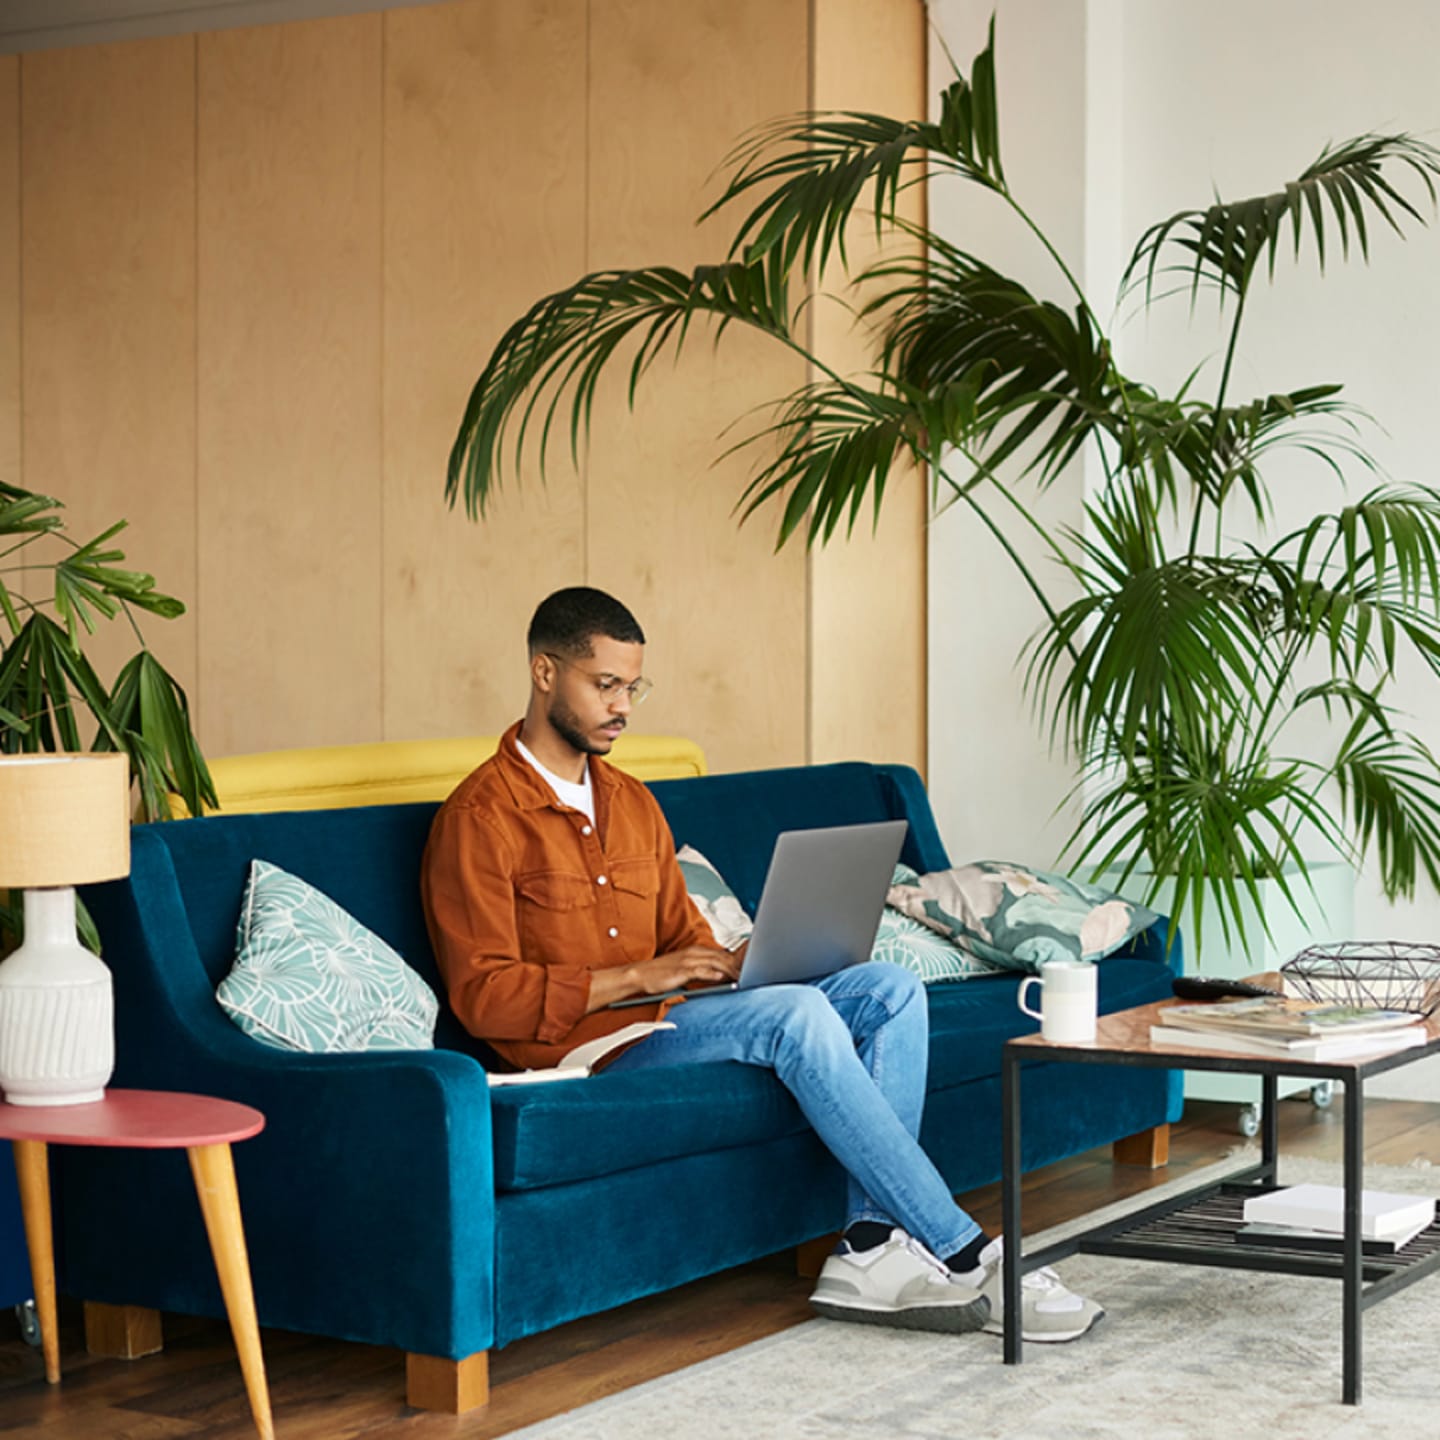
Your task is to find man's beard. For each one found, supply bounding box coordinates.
[550,698,623,756]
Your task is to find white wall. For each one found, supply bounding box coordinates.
[928,0,1440,1101]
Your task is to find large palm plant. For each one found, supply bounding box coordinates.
[446,20,1440,956]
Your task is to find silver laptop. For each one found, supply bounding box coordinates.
[608,819,907,1007]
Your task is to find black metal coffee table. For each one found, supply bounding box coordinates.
[1000,988,1440,1404]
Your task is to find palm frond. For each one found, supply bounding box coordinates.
[1334,726,1440,900]
[1124,134,1440,306]
[103,651,216,821]
[869,236,1116,486]
[446,261,796,522]
[727,379,918,547]
[706,17,1006,277]
[1262,487,1440,678]
[1066,748,1347,955]
[0,614,119,753]
[1027,491,1277,763]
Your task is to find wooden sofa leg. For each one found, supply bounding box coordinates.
[84,1301,163,1359]
[1112,1123,1170,1169]
[795,1234,838,1280]
[406,1350,490,1413]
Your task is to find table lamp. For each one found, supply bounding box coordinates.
[0,752,130,1105]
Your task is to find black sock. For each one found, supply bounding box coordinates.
[842,1220,893,1253]
[943,1233,990,1274]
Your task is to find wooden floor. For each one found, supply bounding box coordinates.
[2,1095,1437,1438]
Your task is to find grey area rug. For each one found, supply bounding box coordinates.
[506,1155,1440,1440]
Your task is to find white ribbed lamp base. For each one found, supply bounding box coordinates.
[0,887,114,1106]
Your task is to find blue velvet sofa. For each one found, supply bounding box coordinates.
[58,759,1182,1412]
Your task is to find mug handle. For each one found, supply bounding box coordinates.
[1017,975,1043,1021]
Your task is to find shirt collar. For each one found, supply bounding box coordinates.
[496,719,622,813]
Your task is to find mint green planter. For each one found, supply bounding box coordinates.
[1104,864,1355,1121]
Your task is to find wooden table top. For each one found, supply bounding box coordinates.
[0,1089,265,1148]
[1008,972,1440,1066]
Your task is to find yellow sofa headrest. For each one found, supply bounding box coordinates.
[175,734,707,817]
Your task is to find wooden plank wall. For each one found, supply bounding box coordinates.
[0,0,925,776]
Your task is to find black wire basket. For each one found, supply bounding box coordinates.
[1280,941,1440,1017]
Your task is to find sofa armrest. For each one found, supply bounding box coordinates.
[69,867,498,1359]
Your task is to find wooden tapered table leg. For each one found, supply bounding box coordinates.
[188,1142,274,1440]
[0,1092,269,1436]
[11,1139,59,1384]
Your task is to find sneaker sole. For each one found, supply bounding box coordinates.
[981,1308,1105,1344]
[811,1295,991,1334]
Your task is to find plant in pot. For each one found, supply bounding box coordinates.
[443,20,1440,976]
[0,480,216,949]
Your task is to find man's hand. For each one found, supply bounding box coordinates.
[586,944,744,1012]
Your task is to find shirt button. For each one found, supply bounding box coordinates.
[581,824,593,836]
[608,927,619,938]
[597,875,608,886]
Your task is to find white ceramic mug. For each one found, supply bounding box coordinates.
[1017,960,1098,1043]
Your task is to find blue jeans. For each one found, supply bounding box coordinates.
[604,961,982,1260]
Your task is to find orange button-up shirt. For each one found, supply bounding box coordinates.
[420,721,716,1071]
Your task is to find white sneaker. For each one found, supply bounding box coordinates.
[810,1228,990,1333]
[971,1238,1104,1343]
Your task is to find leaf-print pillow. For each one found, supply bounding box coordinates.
[217,859,438,1052]
[678,846,1002,982]
[886,860,1158,974]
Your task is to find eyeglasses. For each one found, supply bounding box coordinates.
[544,654,654,706]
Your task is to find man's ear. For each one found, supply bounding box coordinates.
[530,651,557,694]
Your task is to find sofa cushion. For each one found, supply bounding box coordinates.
[489,1058,810,1192]
[677,843,994,983]
[871,904,1009,983]
[217,858,439,1053]
[676,845,754,950]
[888,860,1158,973]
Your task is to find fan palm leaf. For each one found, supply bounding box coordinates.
[1125,134,1440,306]
[1333,726,1440,900]
[708,16,1006,278]
[447,261,797,521]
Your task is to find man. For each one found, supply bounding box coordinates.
[421,586,1101,1342]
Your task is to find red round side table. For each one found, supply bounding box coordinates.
[0,1088,272,1440]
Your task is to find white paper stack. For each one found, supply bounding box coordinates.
[1241,1183,1435,1242]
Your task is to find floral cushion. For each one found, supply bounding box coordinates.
[677,846,999,983]
[217,859,438,1052]
[886,860,1158,974]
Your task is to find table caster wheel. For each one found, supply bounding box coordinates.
[1311,1081,1335,1110]
[1238,1103,1261,1139]
[15,1300,39,1348]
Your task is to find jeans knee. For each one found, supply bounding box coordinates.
[849,960,926,1017]
[770,986,853,1071]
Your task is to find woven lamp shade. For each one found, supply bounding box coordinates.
[0,752,130,887]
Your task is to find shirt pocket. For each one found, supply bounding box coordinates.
[515,870,597,912]
[514,869,597,961]
[608,856,660,903]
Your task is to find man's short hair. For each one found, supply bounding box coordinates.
[527,587,645,659]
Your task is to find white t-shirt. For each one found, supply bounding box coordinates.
[515,737,596,824]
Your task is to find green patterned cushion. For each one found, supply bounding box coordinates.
[676,844,754,950]
[887,859,1158,974]
[217,859,438,1052]
[871,889,1009,982]
[677,847,998,983]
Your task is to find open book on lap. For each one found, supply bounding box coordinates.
[485,1020,675,1086]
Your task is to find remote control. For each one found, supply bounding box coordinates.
[1171,975,1283,1002]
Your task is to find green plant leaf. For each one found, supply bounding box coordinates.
[447,261,798,523]
[1124,134,1440,307]
[103,651,216,821]
[1333,727,1440,900]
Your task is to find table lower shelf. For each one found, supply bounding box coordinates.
[1072,1179,1440,1291]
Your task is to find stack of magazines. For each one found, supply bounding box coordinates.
[1149,996,1429,1060]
